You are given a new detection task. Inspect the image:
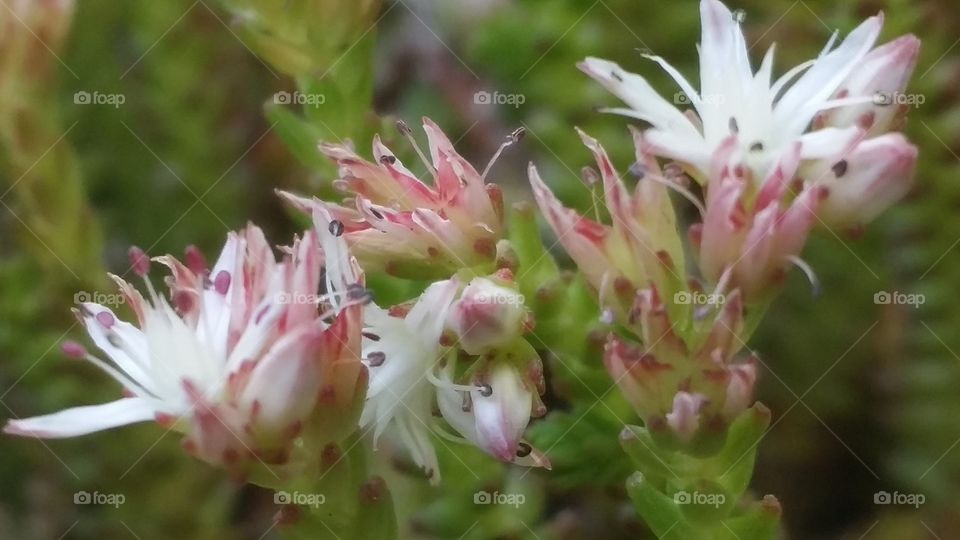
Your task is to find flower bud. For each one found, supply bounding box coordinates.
[471,363,534,462]
[529,129,684,318]
[803,133,917,229]
[819,35,921,137]
[448,275,528,355]
[436,361,544,466]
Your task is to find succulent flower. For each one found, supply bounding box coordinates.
[281,118,506,279]
[359,272,546,483]
[6,210,368,476]
[359,277,461,483]
[578,0,915,185]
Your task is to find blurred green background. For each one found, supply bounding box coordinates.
[0,0,956,538]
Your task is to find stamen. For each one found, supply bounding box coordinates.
[173,290,195,313]
[184,245,207,274]
[346,284,374,304]
[831,160,848,177]
[362,332,381,342]
[367,351,386,367]
[481,127,525,181]
[95,311,116,329]
[432,425,474,446]
[328,219,344,237]
[214,271,231,295]
[128,246,150,277]
[426,368,482,393]
[396,120,435,173]
[582,166,601,185]
[81,352,149,398]
[643,172,706,217]
[628,162,647,179]
[516,442,532,458]
[786,255,821,296]
[714,266,734,297]
[729,117,739,134]
[61,340,87,359]
[478,384,493,397]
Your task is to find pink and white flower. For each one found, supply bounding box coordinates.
[6,211,367,474]
[359,274,546,483]
[359,278,461,483]
[579,0,916,187]
[281,118,504,279]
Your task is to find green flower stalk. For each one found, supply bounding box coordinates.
[220,0,383,174]
[0,0,103,287]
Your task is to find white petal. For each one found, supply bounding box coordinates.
[80,303,153,392]
[470,365,532,461]
[4,398,160,438]
[579,57,699,139]
[774,14,883,139]
[798,126,863,160]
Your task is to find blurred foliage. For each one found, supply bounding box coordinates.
[0,0,957,538]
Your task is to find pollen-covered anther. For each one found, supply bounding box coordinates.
[184,245,207,274]
[61,340,87,360]
[95,311,115,329]
[213,270,231,294]
[367,351,386,367]
[129,246,151,277]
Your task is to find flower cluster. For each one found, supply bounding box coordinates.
[280,119,505,279]
[7,119,547,485]
[279,119,548,482]
[4,0,919,503]
[532,0,919,441]
[580,0,918,295]
[7,211,367,480]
